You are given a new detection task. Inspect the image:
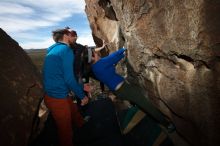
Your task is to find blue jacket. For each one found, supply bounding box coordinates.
[43,42,85,99]
[92,48,126,91]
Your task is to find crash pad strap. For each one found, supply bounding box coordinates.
[122,109,146,134]
[152,131,167,146]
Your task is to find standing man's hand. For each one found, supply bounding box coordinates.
[84,83,93,98]
[84,83,91,92]
[81,96,89,106]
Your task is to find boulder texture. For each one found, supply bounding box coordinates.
[85,0,220,146]
[0,29,44,146]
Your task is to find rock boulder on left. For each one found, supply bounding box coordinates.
[0,28,43,146]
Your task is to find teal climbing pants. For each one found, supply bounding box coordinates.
[114,80,169,127]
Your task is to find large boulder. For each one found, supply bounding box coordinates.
[0,28,43,146]
[85,0,220,145]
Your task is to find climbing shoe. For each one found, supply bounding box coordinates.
[166,123,176,133]
[83,115,91,123]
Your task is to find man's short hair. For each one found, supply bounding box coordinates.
[52,27,77,42]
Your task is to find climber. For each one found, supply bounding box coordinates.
[91,47,176,133]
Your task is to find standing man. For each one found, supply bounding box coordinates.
[70,37,107,96]
[43,27,89,146]
[68,30,93,98]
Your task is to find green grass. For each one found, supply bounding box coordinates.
[25,49,46,72]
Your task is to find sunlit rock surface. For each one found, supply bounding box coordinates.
[0,28,43,146]
[85,0,220,145]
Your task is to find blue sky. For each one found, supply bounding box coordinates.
[0,0,95,49]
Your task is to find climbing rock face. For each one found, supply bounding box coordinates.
[0,29,43,146]
[85,0,220,145]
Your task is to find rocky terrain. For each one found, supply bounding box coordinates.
[85,0,220,145]
[0,0,220,145]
